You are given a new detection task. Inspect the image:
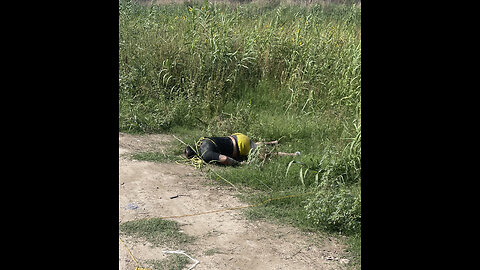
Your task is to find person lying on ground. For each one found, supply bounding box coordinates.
[183,133,299,166]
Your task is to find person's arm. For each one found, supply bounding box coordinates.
[255,140,278,146]
[218,154,240,166]
[255,139,300,156]
[276,151,300,156]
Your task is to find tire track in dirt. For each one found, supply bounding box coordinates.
[119,132,351,270]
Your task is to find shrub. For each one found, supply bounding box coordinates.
[305,181,360,234]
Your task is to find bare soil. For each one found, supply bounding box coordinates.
[119,132,352,270]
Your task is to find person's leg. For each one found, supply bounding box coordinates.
[199,140,220,163]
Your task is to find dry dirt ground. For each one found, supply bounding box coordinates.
[119,132,352,270]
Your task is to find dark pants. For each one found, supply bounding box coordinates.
[199,139,221,163]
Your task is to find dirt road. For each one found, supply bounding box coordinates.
[119,132,351,270]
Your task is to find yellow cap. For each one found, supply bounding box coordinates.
[232,133,250,156]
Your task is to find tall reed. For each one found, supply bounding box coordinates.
[119,0,360,132]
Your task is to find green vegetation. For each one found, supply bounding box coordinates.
[132,151,177,162]
[146,256,190,270]
[119,0,361,265]
[119,218,195,247]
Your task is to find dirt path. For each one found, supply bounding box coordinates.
[119,132,351,270]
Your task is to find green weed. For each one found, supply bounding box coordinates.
[119,0,360,132]
[119,218,195,248]
[131,151,178,162]
[146,256,190,270]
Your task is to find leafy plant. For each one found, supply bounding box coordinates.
[305,181,361,234]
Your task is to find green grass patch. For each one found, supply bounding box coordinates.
[146,255,190,270]
[119,218,195,248]
[241,189,316,229]
[131,151,178,163]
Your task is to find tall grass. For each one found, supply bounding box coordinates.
[119,0,361,259]
[119,0,360,132]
